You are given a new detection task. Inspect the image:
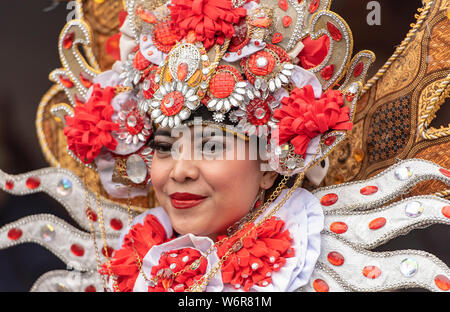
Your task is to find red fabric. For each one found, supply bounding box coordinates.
[99,214,169,292]
[64,84,119,164]
[168,0,247,49]
[216,217,294,291]
[273,85,352,157]
[297,35,330,70]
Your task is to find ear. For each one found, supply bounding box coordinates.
[260,171,279,190]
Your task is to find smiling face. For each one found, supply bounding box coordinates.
[150,124,278,239]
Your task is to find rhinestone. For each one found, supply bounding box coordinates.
[251,263,259,270]
[182,256,189,262]
[285,157,297,170]
[362,266,382,279]
[41,224,56,242]
[369,217,386,230]
[170,263,177,270]
[57,178,72,196]
[394,166,413,180]
[348,82,359,94]
[327,251,344,266]
[110,218,123,231]
[71,244,85,257]
[434,275,450,291]
[262,281,269,286]
[442,206,450,219]
[273,264,279,269]
[266,272,272,277]
[126,115,137,128]
[84,285,96,292]
[405,201,423,218]
[269,256,275,263]
[330,222,348,234]
[254,107,266,120]
[191,259,201,270]
[126,154,148,184]
[313,279,329,292]
[320,193,338,206]
[169,253,178,258]
[400,258,418,277]
[360,185,378,196]
[26,177,41,190]
[5,180,14,190]
[8,228,22,240]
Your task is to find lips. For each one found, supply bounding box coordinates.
[169,192,207,209]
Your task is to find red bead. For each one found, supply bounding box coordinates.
[313,279,329,292]
[442,206,450,219]
[26,177,41,190]
[110,218,123,231]
[360,185,378,195]
[309,0,320,13]
[5,180,14,190]
[282,16,292,28]
[85,285,96,292]
[354,62,364,77]
[320,193,338,206]
[209,72,236,99]
[71,244,85,257]
[102,246,114,258]
[161,91,184,116]
[330,222,348,234]
[278,0,288,11]
[7,228,22,240]
[327,251,344,266]
[369,217,386,230]
[324,136,336,146]
[86,207,97,222]
[440,168,450,178]
[272,33,283,44]
[320,64,335,80]
[63,32,74,49]
[435,275,450,291]
[362,266,382,279]
[327,22,342,41]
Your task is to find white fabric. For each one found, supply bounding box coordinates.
[117,188,324,292]
[290,65,323,98]
[139,35,167,66]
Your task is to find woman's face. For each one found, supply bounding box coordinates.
[150,125,277,239]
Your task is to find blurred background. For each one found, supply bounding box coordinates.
[0,0,448,291]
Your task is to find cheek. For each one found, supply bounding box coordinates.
[150,157,169,193]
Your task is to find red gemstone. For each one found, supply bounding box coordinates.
[440,168,450,178]
[278,0,288,11]
[59,75,74,88]
[80,72,93,89]
[327,251,344,266]
[272,32,283,44]
[71,244,85,257]
[320,64,335,80]
[85,285,96,292]
[369,217,386,230]
[110,218,123,231]
[177,62,189,81]
[330,222,348,234]
[309,0,320,13]
[282,16,292,28]
[324,135,336,146]
[26,177,41,190]
[435,275,450,291]
[442,206,450,219]
[102,246,114,258]
[320,193,338,206]
[363,266,382,279]
[313,279,329,292]
[354,62,364,77]
[327,22,342,41]
[360,185,378,195]
[7,228,22,240]
[5,180,14,190]
[86,207,97,222]
[63,32,75,49]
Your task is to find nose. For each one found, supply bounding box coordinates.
[169,142,200,183]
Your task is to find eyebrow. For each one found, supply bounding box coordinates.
[154,129,172,137]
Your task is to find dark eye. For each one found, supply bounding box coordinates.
[150,140,172,153]
[320,160,326,168]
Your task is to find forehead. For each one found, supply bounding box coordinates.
[154,125,247,141]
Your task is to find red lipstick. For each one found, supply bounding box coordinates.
[169,192,207,209]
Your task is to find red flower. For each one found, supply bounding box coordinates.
[64,84,119,164]
[99,214,169,292]
[216,217,294,291]
[273,85,352,157]
[168,0,247,49]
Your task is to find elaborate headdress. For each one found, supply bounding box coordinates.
[0,0,449,292]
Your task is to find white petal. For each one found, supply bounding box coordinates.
[269,79,276,92]
[207,99,218,108]
[185,88,195,98]
[283,63,294,70]
[151,101,161,108]
[174,115,181,127]
[235,88,246,95]
[151,109,162,119]
[236,81,247,88]
[168,116,174,128]
[216,100,223,111]
[161,116,169,128]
